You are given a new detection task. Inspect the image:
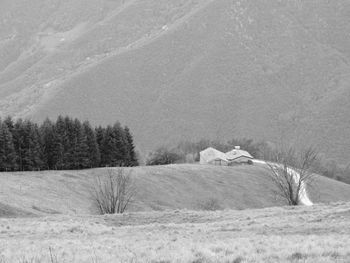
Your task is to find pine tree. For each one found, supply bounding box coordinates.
[31,123,44,170]
[40,118,60,170]
[64,116,76,169]
[95,126,105,166]
[13,119,25,171]
[124,126,138,166]
[83,121,101,168]
[3,116,14,134]
[55,115,69,169]
[112,122,128,166]
[100,125,118,167]
[22,121,43,171]
[72,119,89,169]
[0,121,17,171]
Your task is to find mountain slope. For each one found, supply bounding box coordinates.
[1,164,350,217]
[1,0,350,163]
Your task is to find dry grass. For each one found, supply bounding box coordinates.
[0,202,350,262]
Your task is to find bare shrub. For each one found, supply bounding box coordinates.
[92,168,135,214]
[146,147,183,165]
[197,198,223,211]
[265,146,318,206]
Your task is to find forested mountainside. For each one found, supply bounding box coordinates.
[1,0,350,164]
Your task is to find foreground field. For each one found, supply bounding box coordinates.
[0,202,350,262]
[1,164,350,217]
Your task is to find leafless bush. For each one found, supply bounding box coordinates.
[197,197,223,211]
[265,146,318,206]
[92,168,135,214]
[146,147,183,165]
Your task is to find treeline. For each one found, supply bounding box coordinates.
[0,116,138,171]
[146,138,267,165]
[147,138,350,185]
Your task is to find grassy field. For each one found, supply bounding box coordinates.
[1,164,350,262]
[0,202,350,262]
[1,164,350,217]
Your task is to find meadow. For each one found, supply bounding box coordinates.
[1,164,350,262]
[1,202,350,262]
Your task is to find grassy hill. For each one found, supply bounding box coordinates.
[1,0,350,164]
[1,164,350,217]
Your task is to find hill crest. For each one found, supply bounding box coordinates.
[1,164,350,217]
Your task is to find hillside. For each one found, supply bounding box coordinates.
[1,0,350,164]
[1,164,350,217]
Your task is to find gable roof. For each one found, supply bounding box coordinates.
[225,149,253,160]
[200,147,228,161]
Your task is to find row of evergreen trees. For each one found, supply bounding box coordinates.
[0,116,138,171]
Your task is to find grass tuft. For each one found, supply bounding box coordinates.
[288,252,308,261]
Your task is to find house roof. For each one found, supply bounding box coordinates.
[225,149,253,160]
[200,147,254,163]
[200,147,228,162]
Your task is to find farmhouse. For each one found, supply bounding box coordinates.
[199,147,229,166]
[226,146,253,164]
[199,146,253,166]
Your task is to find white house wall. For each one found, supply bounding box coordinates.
[208,159,229,166]
[229,156,252,163]
[199,148,227,164]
